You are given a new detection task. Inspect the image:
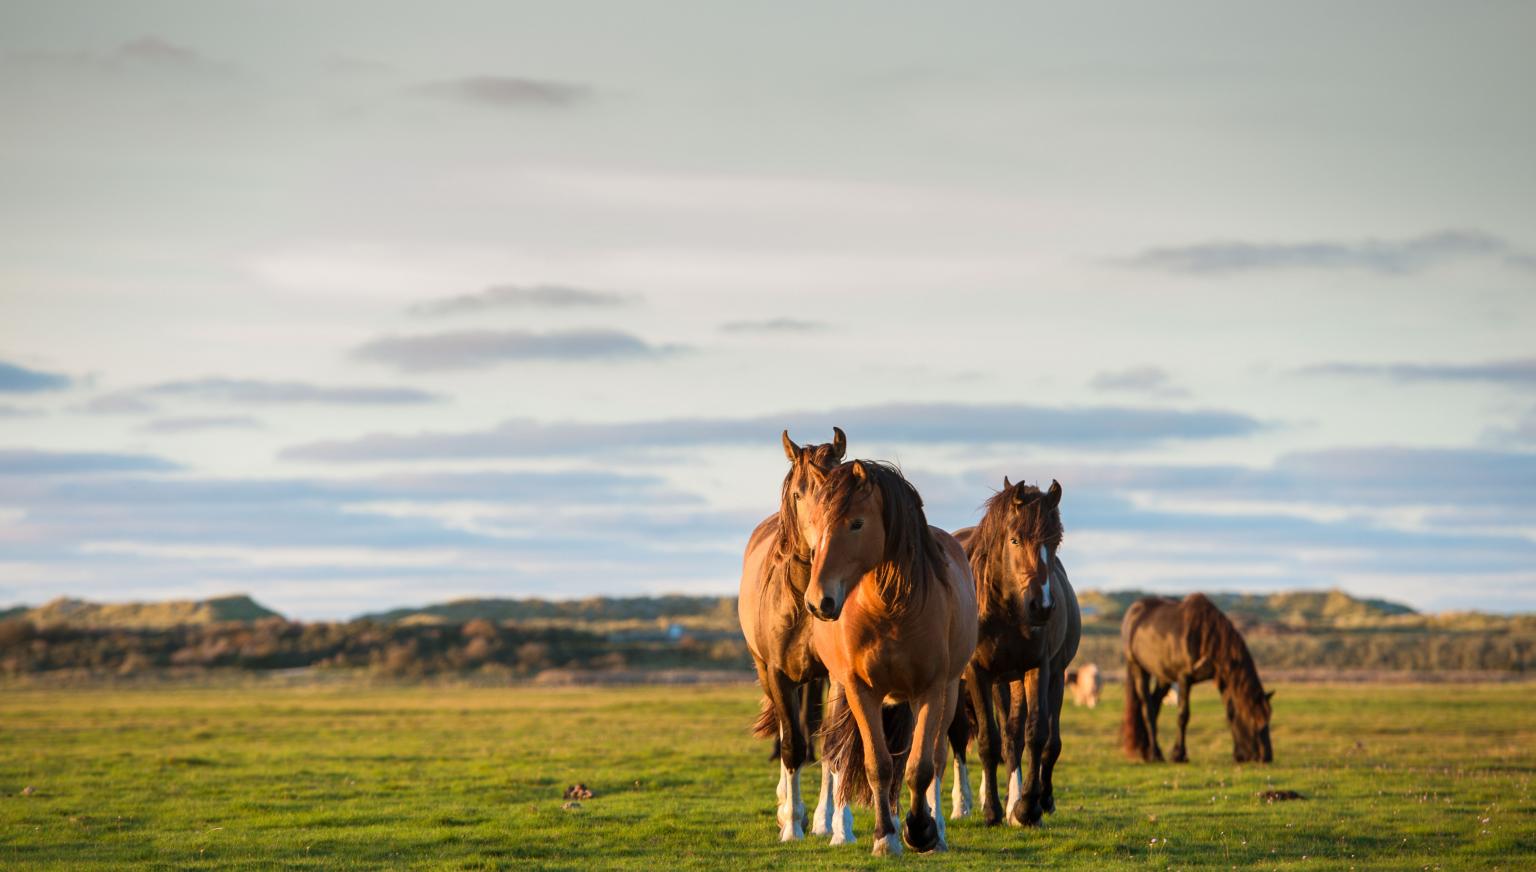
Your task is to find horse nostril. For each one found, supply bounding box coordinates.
[819,596,836,615]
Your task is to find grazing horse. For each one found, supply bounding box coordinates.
[1069,663,1101,708]
[739,428,848,841]
[948,478,1081,827]
[808,460,978,856]
[1120,593,1274,764]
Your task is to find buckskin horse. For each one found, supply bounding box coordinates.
[948,478,1081,827]
[738,428,847,841]
[1120,593,1274,764]
[808,460,978,856]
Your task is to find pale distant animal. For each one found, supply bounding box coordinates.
[1068,663,1101,708]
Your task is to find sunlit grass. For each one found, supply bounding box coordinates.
[0,682,1531,869]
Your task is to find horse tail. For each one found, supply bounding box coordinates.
[1121,661,1152,760]
[821,699,915,807]
[753,695,779,760]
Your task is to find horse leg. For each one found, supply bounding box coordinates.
[1002,679,1028,827]
[1136,667,1164,762]
[1171,677,1192,763]
[968,672,1003,826]
[1040,665,1066,814]
[1012,666,1050,827]
[846,682,900,856]
[767,673,806,841]
[1147,680,1171,763]
[947,678,973,820]
[900,680,947,853]
[816,682,857,844]
[809,678,835,836]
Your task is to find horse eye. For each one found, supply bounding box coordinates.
[851,519,864,531]
[793,491,801,501]
[1009,537,1019,545]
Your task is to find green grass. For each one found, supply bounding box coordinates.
[1,682,1531,870]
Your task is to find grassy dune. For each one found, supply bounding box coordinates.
[0,682,1531,870]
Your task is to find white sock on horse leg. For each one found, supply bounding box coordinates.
[829,771,856,845]
[950,758,972,819]
[777,762,804,841]
[1006,767,1023,819]
[811,763,834,835]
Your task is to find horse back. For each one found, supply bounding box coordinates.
[1121,596,1191,681]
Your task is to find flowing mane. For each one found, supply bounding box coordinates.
[819,460,948,604]
[970,483,1065,620]
[773,439,846,562]
[1184,593,1271,728]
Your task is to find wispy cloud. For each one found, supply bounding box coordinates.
[411,284,631,316]
[7,36,235,77]
[719,318,827,334]
[0,405,42,418]
[1119,229,1536,276]
[413,76,592,109]
[0,360,71,393]
[140,415,263,434]
[1299,358,1536,387]
[1089,366,1187,397]
[353,329,681,372]
[282,402,1264,462]
[0,449,178,476]
[80,378,443,414]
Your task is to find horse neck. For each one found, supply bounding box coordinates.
[968,527,1013,619]
[1214,646,1266,725]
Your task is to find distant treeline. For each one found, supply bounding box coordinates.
[2,589,1532,679]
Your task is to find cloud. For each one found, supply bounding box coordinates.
[353,329,681,372]
[0,405,41,418]
[719,318,827,334]
[79,378,443,414]
[1299,358,1536,387]
[8,36,234,77]
[0,449,178,476]
[1089,366,1187,397]
[1483,407,1536,447]
[413,76,592,109]
[0,360,71,393]
[282,402,1264,462]
[140,415,263,434]
[1119,229,1536,276]
[411,284,631,316]
[142,378,442,405]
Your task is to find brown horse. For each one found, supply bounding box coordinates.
[949,478,1081,827]
[809,460,978,856]
[1120,593,1274,764]
[738,427,847,841]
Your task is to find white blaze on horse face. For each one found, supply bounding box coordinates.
[777,762,804,841]
[950,758,972,819]
[1038,544,1053,608]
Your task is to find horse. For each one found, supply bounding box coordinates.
[809,460,978,856]
[1120,593,1274,764]
[1069,663,1101,708]
[946,478,1081,827]
[738,427,848,841]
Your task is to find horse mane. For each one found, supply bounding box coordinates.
[773,441,845,562]
[819,460,947,605]
[1184,593,1270,727]
[970,483,1065,620]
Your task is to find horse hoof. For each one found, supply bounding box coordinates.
[872,834,903,856]
[1041,793,1055,814]
[1007,800,1043,828]
[829,832,856,846]
[902,811,939,853]
[949,806,970,821]
[778,822,804,842]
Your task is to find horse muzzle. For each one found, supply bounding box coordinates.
[806,593,843,622]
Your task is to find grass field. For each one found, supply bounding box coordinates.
[1,681,1532,870]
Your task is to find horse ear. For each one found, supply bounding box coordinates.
[830,426,847,460]
[1002,475,1012,490]
[782,430,800,462]
[1265,690,1276,702]
[1045,480,1062,509]
[851,460,868,481]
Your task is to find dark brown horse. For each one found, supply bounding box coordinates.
[810,460,978,856]
[738,428,847,840]
[1120,593,1274,764]
[949,478,1081,827]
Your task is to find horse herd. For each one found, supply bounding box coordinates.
[738,428,1275,856]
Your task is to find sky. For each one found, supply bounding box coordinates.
[1,1,1534,618]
